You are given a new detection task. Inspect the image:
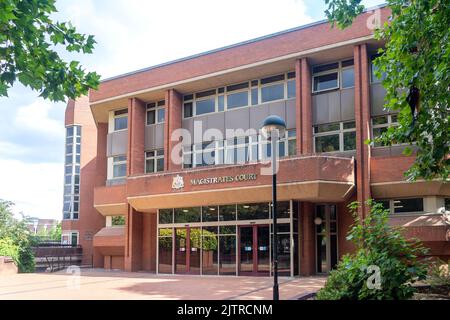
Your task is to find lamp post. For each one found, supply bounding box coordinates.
[262,115,286,301]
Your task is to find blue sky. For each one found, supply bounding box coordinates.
[0,0,384,220]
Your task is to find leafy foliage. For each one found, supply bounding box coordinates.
[112,216,125,226]
[0,199,36,272]
[324,0,450,181]
[0,0,100,101]
[316,200,429,300]
[426,258,450,287]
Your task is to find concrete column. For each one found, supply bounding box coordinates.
[300,58,313,154]
[127,97,146,176]
[295,59,302,155]
[354,44,372,218]
[124,205,143,272]
[164,89,183,171]
[300,202,315,276]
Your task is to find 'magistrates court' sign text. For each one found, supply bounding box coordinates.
[190,173,257,186]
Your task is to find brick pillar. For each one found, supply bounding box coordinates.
[295,59,302,155]
[142,212,157,272]
[164,89,183,171]
[127,97,146,176]
[95,123,108,187]
[124,205,143,271]
[300,202,316,276]
[354,44,372,218]
[300,58,313,154]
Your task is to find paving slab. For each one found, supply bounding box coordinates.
[0,268,326,300]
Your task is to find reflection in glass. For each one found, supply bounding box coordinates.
[174,207,201,223]
[159,209,173,224]
[219,236,236,275]
[175,228,187,273]
[237,203,270,220]
[202,227,218,275]
[189,228,201,275]
[219,205,236,221]
[158,228,173,274]
[257,226,270,274]
[239,227,253,273]
[202,206,218,222]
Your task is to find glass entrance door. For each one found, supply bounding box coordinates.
[239,225,270,275]
[175,227,201,274]
[315,205,338,273]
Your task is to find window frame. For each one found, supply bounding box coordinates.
[181,72,296,119]
[145,149,165,173]
[376,198,425,215]
[312,59,355,94]
[313,121,356,153]
[146,101,165,125]
[112,155,127,179]
[63,125,81,220]
[112,108,128,132]
[371,114,399,147]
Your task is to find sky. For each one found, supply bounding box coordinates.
[0,0,384,220]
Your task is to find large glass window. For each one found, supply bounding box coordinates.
[63,125,81,220]
[113,109,128,131]
[202,227,219,275]
[196,97,216,115]
[314,121,356,153]
[375,198,424,214]
[158,228,173,274]
[237,203,270,220]
[174,207,201,223]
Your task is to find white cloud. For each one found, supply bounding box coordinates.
[14,100,65,136]
[0,159,63,220]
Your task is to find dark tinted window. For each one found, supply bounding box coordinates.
[393,198,423,213]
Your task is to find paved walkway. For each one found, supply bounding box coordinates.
[0,269,326,300]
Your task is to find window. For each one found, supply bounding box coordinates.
[146,101,165,125]
[182,72,295,118]
[445,198,450,211]
[370,55,387,83]
[314,121,356,153]
[371,114,398,147]
[63,125,81,220]
[112,216,125,226]
[261,74,285,103]
[312,59,354,93]
[145,149,164,173]
[376,198,424,214]
[182,129,296,168]
[62,231,78,246]
[113,155,127,178]
[113,109,128,131]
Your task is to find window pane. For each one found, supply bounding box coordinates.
[114,116,128,130]
[218,95,224,112]
[146,159,155,173]
[202,206,218,222]
[287,80,296,98]
[343,121,356,129]
[196,98,215,115]
[373,127,387,146]
[66,127,74,137]
[174,207,201,223]
[261,74,284,85]
[65,155,72,164]
[227,82,248,92]
[372,116,388,125]
[237,203,270,220]
[219,236,236,275]
[156,157,164,172]
[113,155,126,162]
[288,139,297,156]
[66,144,73,154]
[313,73,338,91]
[313,62,339,74]
[113,163,126,178]
[314,123,340,133]
[202,231,218,275]
[184,102,193,118]
[159,209,173,224]
[393,198,423,213]
[341,67,354,88]
[147,110,155,125]
[219,205,236,221]
[261,83,284,103]
[315,135,340,152]
[227,91,248,109]
[343,131,356,151]
[157,108,165,123]
[251,88,258,105]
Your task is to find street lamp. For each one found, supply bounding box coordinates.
[262,115,286,301]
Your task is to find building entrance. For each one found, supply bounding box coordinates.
[239,225,270,275]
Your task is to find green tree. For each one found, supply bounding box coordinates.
[0,0,100,101]
[0,199,35,272]
[324,0,449,181]
[316,200,428,300]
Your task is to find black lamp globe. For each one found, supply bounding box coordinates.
[262,115,286,138]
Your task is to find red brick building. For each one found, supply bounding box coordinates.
[62,6,449,275]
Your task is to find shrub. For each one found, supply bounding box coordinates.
[316,200,429,300]
[426,259,450,287]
